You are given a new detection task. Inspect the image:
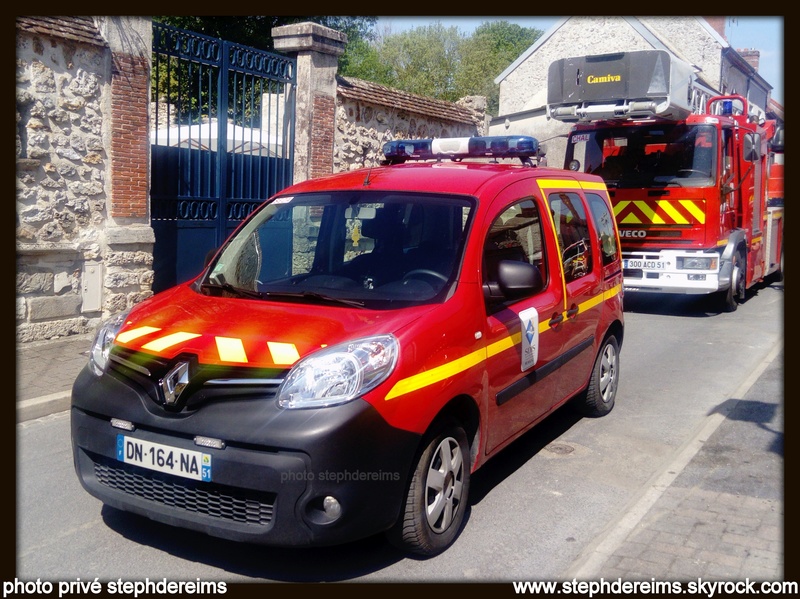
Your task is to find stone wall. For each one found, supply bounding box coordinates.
[16,16,153,343]
[335,92,487,172]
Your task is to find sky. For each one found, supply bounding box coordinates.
[375,16,783,105]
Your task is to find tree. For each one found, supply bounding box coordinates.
[340,19,541,115]
[374,23,465,101]
[457,21,542,114]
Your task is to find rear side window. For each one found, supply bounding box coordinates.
[548,192,593,282]
[585,192,619,266]
[483,198,546,296]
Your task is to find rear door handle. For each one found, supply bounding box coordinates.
[566,305,579,318]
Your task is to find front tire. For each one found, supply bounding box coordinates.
[719,250,745,312]
[387,421,470,556]
[575,335,620,417]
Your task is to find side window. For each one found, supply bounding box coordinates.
[548,192,593,282]
[586,193,619,266]
[483,198,546,297]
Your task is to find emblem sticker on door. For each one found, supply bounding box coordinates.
[519,307,539,371]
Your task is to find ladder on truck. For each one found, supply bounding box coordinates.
[546,49,718,123]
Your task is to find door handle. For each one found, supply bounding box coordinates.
[566,305,579,318]
[549,313,564,327]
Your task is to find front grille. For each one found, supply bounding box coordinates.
[107,348,286,412]
[94,457,274,526]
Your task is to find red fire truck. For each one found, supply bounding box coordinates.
[547,49,784,311]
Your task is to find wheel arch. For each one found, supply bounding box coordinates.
[426,394,481,472]
[605,319,624,352]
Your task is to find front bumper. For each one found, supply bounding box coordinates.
[70,365,420,547]
[622,250,722,295]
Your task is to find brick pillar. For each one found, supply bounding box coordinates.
[110,53,150,218]
[272,22,347,184]
[98,16,153,221]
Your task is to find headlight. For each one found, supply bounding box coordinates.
[678,256,718,270]
[89,310,130,376]
[277,335,399,409]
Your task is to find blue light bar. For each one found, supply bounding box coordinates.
[382,139,434,161]
[382,136,540,164]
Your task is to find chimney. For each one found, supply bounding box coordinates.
[704,16,726,40]
[738,49,760,72]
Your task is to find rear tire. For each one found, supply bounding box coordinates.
[575,335,619,417]
[387,421,470,557]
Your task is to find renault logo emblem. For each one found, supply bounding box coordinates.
[160,361,190,406]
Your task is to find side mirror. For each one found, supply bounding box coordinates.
[497,260,544,300]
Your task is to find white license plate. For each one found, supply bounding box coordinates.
[117,434,212,482]
[624,259,667,270]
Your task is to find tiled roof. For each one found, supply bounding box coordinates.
[337,75,478,126]
[16,16,107,48]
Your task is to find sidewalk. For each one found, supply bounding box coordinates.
[15,333,785,581]
[15,332,94,422]
[565,343,785,582]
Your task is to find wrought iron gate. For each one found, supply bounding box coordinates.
[150,22,296,293]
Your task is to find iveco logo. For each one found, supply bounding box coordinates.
[620,230,647,238]
[160,361,190,406]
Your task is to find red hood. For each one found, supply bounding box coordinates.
[113,284,431,368]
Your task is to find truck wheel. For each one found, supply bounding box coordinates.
[575,334,619,417]
[387,421,470,556]
[720,250,745,312]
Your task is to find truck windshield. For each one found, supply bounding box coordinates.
[567,124,717,188]
[201,191,474,308]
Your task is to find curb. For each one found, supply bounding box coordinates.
[17,390,71,423]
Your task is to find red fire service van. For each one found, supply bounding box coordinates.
[71,135,625,556]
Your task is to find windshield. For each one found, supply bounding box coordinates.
[201,191,474,308]
[567,124,717,188]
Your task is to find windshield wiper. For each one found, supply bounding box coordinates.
[262,290,365,308]
[200,281,264,300]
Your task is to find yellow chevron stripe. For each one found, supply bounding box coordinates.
[620,214,644,224]
[680,200,706,224]
[142,332,202,352]
[117,326,161,343]
[268,341,300,365]
[215,336,248,363]
[659,201,689,225]
[634,201,665,225]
